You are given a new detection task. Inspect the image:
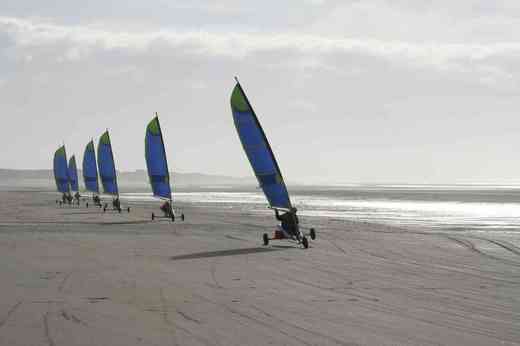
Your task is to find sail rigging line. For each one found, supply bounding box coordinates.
[231,78,293,211]
[156,113,172,204]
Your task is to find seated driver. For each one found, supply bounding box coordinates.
[275,209,299,237]
[112,198,120,210]
[160,201,171,217]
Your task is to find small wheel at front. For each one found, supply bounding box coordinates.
[309,228,316,240]
[262,233,269,246]
[302,236,309,249]
[151,213,155,220]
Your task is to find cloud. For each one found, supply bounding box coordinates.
[1,15,519,181]
[2,16,520,70]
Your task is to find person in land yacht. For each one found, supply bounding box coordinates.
[74,191,81,205]
[112,198,121,211]
[160,201,174,219]
[275,208,299,238]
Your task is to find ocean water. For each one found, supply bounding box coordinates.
[120,185,520,231]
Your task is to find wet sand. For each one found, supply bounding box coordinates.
[0,191,518,345]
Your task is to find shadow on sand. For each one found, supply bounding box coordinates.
[170,246,293,261]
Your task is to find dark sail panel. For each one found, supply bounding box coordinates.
[82,140,99,193]
[68,155,79,192]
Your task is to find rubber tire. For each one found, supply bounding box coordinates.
[302,236,309,249]
[171,214,175,222]
[86,202,89,208]
[263,233,269,246]
[103,207,106,213]
[309,228,316,240]
[127,207,130,213]
[181,214,185,221]
[151,213,155,220]
[118,208,121,213]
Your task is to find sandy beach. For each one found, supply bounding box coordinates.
[0,190,518,346]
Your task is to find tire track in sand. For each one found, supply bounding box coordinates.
[58,272,72,293]
[469,236,520,257]
[43,311,56,346]
[447,236,520,267]
[159,288,179,346]
[193,292,353,346]
[0,301,22,329]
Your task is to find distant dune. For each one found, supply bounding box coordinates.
[0,169,256,191]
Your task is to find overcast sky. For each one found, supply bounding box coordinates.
[2,0,520,184]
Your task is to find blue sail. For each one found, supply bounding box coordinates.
[68,155,79,192]
[145,116,172,200]
[82,140,99,193]
[230,81,292,210]
[53,146,70,194]
[97,131,119,195]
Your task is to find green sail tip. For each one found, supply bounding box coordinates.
[100,132,111,145]
[231,85,250,112]
[55,146,66,157]
[147,117,161,135]
[87,141,94,152]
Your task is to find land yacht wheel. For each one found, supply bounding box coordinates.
[302,236,309,249]
[263,233,269,246]
[309,228,316,240]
